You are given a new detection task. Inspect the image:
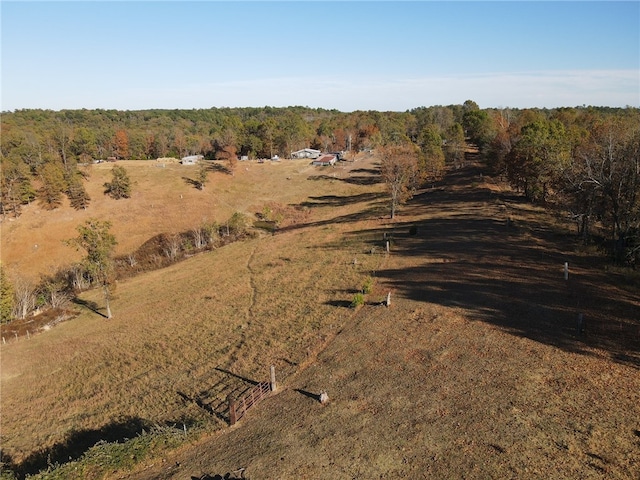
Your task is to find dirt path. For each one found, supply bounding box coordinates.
[123,160,640,480]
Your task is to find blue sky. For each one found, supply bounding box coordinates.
[1,1,639,111]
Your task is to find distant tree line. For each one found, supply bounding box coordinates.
[1,102,638,262]
[0,105,466,216]
[480,102,640,265]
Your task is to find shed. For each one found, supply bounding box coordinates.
[181,155,203,165]
[312,154,337,166]
[291,148,321,159]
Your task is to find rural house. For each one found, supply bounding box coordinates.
[181,155,203,165]
[312,154,337,166]
[291,148,321,159]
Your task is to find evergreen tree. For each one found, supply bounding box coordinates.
[37,162,66,209]
[197,161,209,190]
[0,264,15,324]
[66,169,91,209]
[104,165,131,199]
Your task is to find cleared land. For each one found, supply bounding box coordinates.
[1,153,639,479]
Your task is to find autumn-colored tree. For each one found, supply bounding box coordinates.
[114,129,129,159]
[222,146,238,173]
[144,133,157,159]
[214,129,238,173]
[567,117,640,262]
[67,219,117,318]
[380,143,423,219]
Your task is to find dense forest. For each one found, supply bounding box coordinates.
[1,102,639,269]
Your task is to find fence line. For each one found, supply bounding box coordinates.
[228,367,276,426]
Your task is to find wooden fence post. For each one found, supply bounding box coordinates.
[228,394,237,426]
[270,365,276,392]
[577,313,585,335]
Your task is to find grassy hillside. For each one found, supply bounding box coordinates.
[2,154,639,479]
[1,154,391,472]
[0,157,364,282]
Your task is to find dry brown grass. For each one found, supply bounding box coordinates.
[2,153,639,479]
[1,155,388,469]
[0,158,360,282]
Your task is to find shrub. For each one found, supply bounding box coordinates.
[350,292,365,309]
[362,277,374,294]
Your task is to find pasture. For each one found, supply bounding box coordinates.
[1,153,639,479]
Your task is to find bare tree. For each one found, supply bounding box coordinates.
[12,276,37,319]
[380,144,423,219]
[127,253,137,268]
[164,234,182,260]
[192,227,205,250]
[67,263,91,291]
[40,275,70,309]
[570,118,640,262]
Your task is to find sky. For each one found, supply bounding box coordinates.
[1,1,639,112]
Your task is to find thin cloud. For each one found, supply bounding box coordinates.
[4,70,638,112]
[125,69,639,111]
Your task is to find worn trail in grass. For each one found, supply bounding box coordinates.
[0,154,389,472]
[124,161,640,480]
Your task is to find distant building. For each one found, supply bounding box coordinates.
[291,148,321,159]
[312,154,337,166]
[181,155,203,165]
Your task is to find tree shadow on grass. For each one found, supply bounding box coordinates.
[367,164,640,369]
[308,174,382,186]
[207,161,233,175]
[72,298,108,319]
[299,192,386,208]
[325,300,354,308]
[6,416,156,479]
[190,469,246,480]
[277,193,387,235]
[177,368,265,425]
[295,388,321,402]
[182,177,204,190]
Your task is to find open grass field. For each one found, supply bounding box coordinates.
[1,152,639,479]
